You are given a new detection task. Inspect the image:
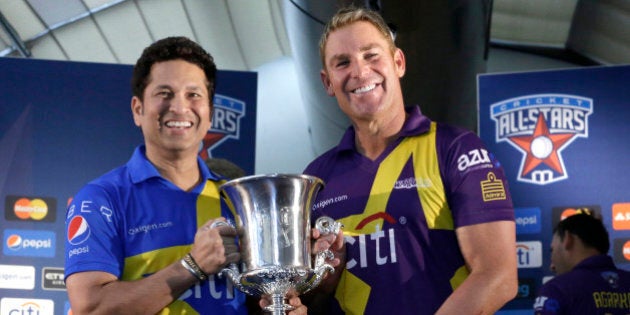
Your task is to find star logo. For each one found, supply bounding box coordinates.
[507,113,575,178]
[199,94,245,159]
[490,94,593,185]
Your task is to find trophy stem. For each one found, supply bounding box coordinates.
[262,293,294,315]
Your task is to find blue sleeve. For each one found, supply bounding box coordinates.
[65,182,123,279]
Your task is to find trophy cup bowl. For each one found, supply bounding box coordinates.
[219,174,339,315]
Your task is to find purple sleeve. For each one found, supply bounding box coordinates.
[437,125,515,227]
[533,284,563,315]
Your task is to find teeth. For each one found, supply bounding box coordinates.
[353,84,376,94]
[165,121,192,128]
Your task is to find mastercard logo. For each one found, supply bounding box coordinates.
[67,216,90,245]
[623,241,630,261]
[6,234,22,250]
[560,207,593,221]
[13,198,49,220]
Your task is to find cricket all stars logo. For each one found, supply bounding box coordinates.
[199,94,246,160]
[491,94,593,185]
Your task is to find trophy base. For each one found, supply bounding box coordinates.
[237,266,314,296]
[263,293,295,315]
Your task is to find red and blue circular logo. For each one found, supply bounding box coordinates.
[67,215,90,245]
[6,234,22,250]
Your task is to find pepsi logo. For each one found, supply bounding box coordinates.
[67,215,90,245]
[6,234,22,250]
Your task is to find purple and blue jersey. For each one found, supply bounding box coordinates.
[64,145,246,314]
[534,255,630,315]
[304,106,514,314]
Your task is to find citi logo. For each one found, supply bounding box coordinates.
[516,241,542,268]
[0,298,54,315]
[345,227,398,270]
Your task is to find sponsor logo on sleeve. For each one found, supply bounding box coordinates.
[480,172,507,201]
[515,207,542,234]
[5,195,57,222]
[3,229,55,258]
[0,264,35,290]
[67,215,91,245]
[490,94,592,185]
[457,148,494,172]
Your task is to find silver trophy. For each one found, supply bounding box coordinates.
[219,174,341,315]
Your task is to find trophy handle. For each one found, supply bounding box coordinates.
[315,216,343,235]
[299,216,344,294]
[220,263,260,296]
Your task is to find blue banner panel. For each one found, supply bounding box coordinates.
[478,65,630,311]
[0,57,257,314]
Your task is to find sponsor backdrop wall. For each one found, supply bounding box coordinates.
[0,58,257,314]
[478,65,630,313]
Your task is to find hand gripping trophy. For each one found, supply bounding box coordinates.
[219,174,342,315]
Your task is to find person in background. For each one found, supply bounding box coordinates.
[533,213,630,314]
[304,6,517,314]
[205,157,247,180]
[64,36,306,314]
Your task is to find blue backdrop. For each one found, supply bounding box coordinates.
[478,65,630,313]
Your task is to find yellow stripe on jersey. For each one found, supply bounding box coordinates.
[196,179,225,228]
[407,122,453,230]
[121,180,226,314]
[336,269,371,315]
[122,245,200,314]
[336,122,461,313]
[157,302,198,314]
[338,122,452,235]
[450,265,470,291]
[122,245,190,280]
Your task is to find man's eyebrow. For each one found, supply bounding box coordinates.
[153,84,172,90]
[329,43,382,61]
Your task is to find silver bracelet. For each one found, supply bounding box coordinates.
[181,253,207,281]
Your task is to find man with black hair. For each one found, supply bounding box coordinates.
[64,36,306,314]
[534,213,630,314]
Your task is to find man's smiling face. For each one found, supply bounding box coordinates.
[132,59,212,157]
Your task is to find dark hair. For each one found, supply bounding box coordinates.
[131,36,217,101]
[554,213,610,254]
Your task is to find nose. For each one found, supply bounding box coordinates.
[350,59,369,79]
[168,93,188,114]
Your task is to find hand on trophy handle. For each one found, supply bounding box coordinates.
[312,216,345,269]
[188,218,241,277]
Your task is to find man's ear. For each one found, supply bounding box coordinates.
[562,231,575,250]
[394,48,406,78]
[320,70,334,96]
[131,96,143,127]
